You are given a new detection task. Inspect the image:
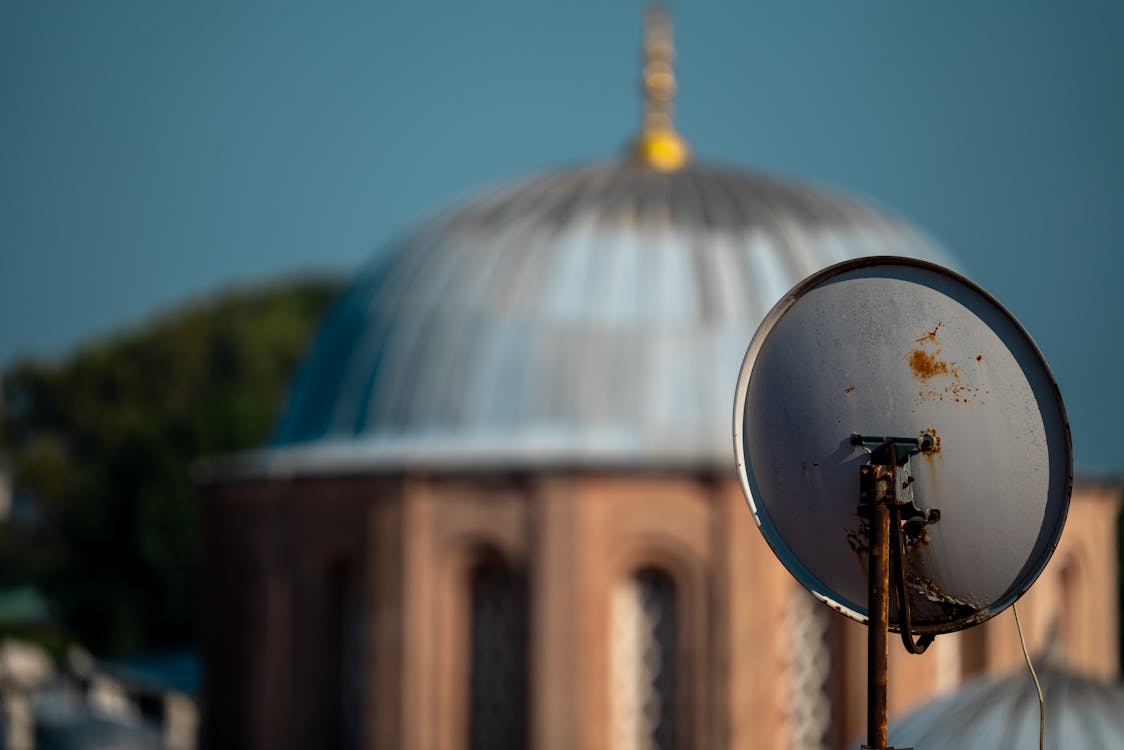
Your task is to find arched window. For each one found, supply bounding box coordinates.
[323,558,363,750]
[467,556,528,750]
[610,567,679,750]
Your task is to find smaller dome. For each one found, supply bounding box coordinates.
[879,663,1124,748]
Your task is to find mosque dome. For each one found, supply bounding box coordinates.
[877,662,1124,748]
[257,12,951,476]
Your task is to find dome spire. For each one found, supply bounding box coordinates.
[632,5,690,172]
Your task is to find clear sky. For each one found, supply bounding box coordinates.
[3,1,1123,472]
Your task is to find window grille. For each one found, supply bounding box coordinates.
[610,567,678,750]
[781,589,831,750]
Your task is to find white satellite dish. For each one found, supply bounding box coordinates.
[732,256,1071,749]
[734,256,1070,634]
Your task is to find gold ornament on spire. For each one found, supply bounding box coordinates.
[632,5,689,172]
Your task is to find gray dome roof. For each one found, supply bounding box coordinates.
[878,663,1124,748]
[262,159,950,474]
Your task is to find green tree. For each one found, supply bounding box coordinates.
[1,277,343,656]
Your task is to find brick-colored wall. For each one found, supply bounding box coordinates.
[202,473,1118,749]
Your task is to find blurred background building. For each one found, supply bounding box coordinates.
[200,10,1120,750]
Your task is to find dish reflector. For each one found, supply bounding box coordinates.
[733,257,1071,634]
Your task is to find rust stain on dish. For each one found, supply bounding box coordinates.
[907,526,930,548]
[846,516,870,554]
[846,520,871,580]
[903,571,980,623]
[909,325,985,406]
[844,385,856,394]
[915,322,943,343]
[846,527,868,555]
[908,349,950,380]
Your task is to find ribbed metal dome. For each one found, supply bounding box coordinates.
[878,663,1124,748]
[261,159,950,474]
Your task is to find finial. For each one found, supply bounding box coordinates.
[632,5,689,172]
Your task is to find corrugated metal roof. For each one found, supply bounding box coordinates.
[241,159,951,476]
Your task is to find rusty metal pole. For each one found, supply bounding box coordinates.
[867,495,891,748]
[862,463,894,750]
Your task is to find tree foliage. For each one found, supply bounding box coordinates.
[1,277,343,656]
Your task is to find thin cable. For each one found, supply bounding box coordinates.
[1013,603,1045,750]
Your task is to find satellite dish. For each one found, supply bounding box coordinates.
[733,256,1071,635]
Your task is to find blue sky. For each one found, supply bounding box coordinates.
[3,1,1123,472]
